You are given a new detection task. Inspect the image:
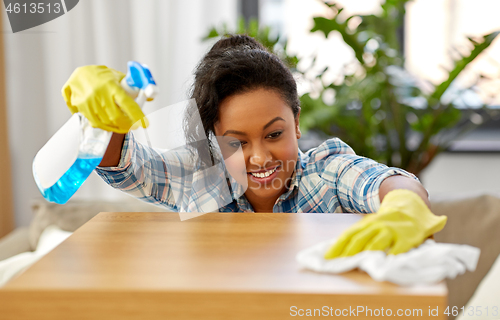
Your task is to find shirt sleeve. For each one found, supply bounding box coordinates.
[95,132,194,211]
[311,138,419,213]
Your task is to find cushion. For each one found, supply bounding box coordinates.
[431,194,500,319]
[456,252,500,320]
[0,227,31,261]
[29,198,169,250]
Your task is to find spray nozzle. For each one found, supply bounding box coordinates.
[121,61,159,104]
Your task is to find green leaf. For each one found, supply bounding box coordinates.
[311,16,365,64]
[203,27,220,40]
[431,31,500,102]
[310,17,337,38]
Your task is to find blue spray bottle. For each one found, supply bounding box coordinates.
[32,61,158,204]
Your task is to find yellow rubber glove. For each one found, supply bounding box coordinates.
[324,189,447,259]
[62,65,147,134]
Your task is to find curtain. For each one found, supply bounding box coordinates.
[0,6,14,237]
[2,0,237,226]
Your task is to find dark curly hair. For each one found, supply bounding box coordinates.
[184,34,300,166]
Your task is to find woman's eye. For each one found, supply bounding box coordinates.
[228,141,244,148]
[267,131,283,139]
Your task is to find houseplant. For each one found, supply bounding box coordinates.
[301,0,499,175]
[204,3,499,175]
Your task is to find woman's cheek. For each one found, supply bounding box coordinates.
[224,148,248,187]
[275,141,297,172]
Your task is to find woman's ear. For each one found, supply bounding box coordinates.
[295,107,301,139]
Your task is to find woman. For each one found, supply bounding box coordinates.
[63,35,446,257]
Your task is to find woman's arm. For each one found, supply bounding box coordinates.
[99,133,126,167]
[379,175,430,208]
[95,132,176,208]
[309,138,420,213]
[95,132,199,211]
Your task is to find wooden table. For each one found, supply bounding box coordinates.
[0,213,447,319]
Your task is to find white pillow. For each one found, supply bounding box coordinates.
[0,226,71,287]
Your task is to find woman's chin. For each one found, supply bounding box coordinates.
[245,178,285,200]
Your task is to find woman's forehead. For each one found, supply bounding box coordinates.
[217,88,293,125]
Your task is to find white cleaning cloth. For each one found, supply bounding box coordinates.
[296,239,480,286]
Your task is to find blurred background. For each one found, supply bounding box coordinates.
[0,0,499,232]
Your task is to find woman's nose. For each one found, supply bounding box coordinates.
[248,144,272,168]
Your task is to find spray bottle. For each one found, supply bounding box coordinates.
[32,61,157,204]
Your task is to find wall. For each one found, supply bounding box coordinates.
[2,0,238,227]
[420,153,500,201]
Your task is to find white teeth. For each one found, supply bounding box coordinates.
[250,167,277,178]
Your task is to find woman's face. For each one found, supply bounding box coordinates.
[214,88,301,206]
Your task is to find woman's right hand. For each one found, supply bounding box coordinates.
[62,65,147,134]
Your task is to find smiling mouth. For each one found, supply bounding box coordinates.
[248,166,279,178]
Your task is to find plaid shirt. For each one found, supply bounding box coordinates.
[96,133,417,213]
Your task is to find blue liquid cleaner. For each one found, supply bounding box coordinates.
[40,157,102,204]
